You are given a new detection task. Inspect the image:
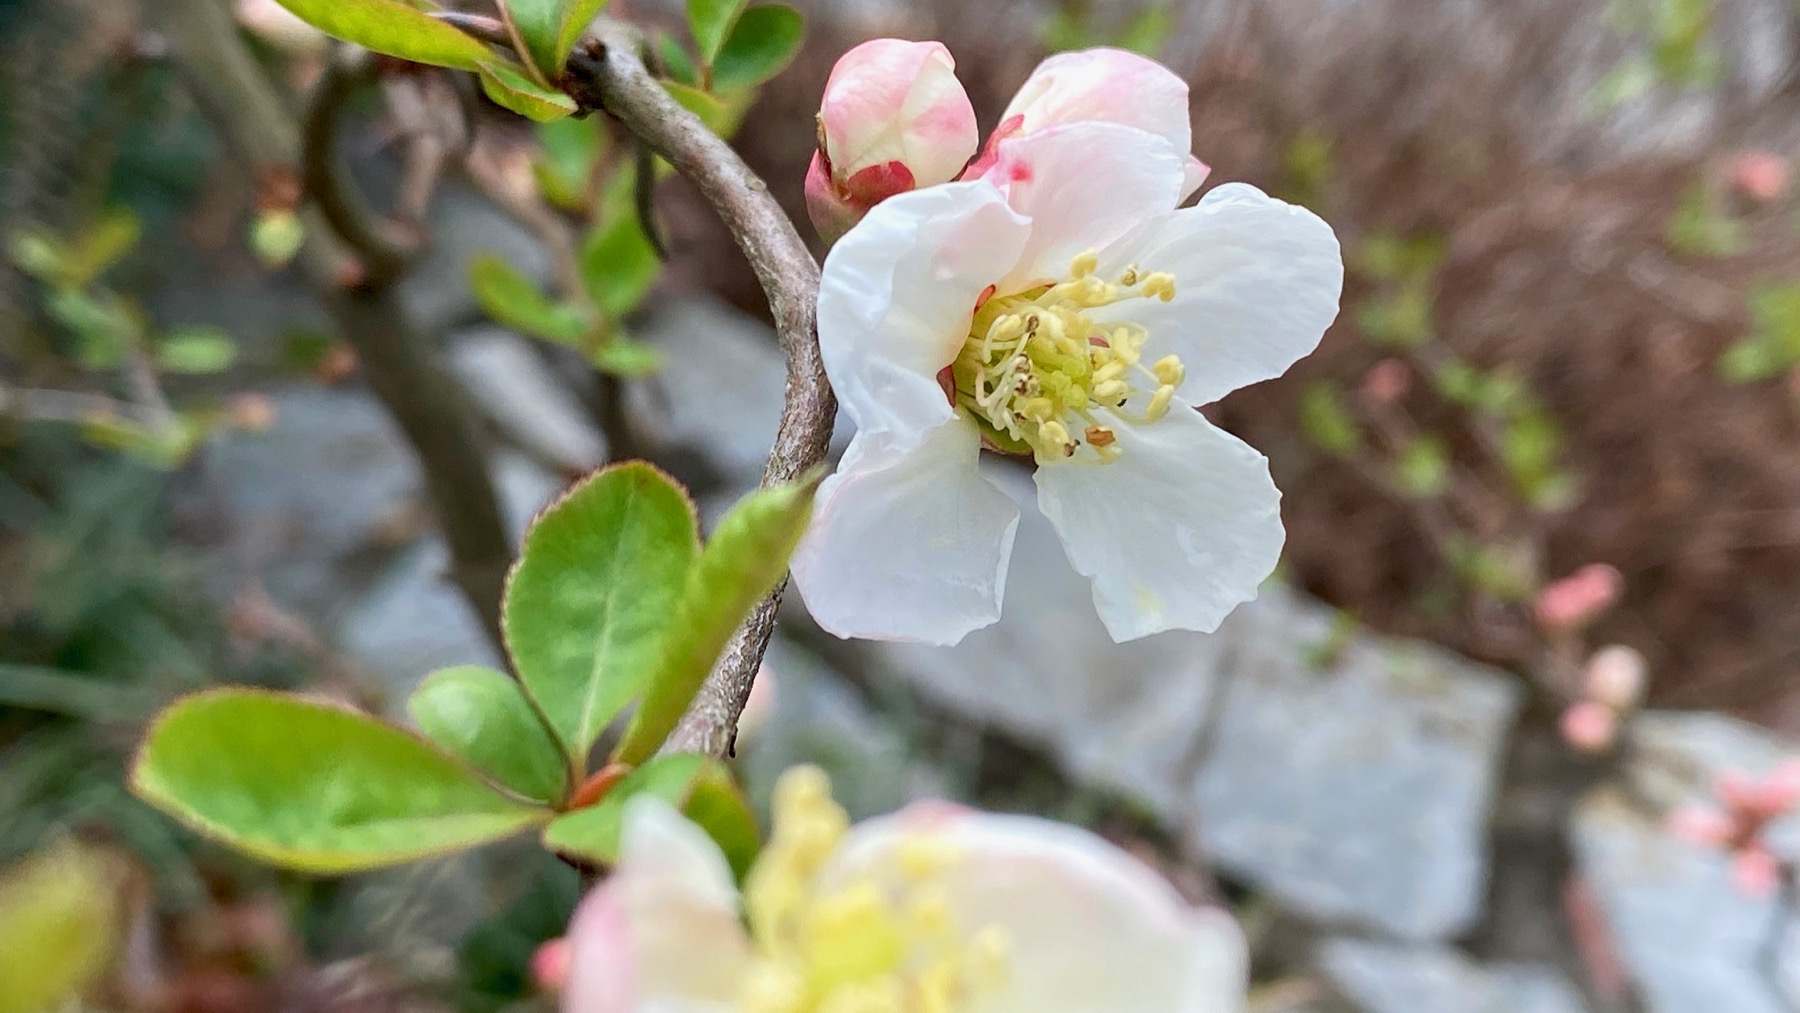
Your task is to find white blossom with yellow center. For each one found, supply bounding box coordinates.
[562,767,1247,1012]
[792,101,1342,645]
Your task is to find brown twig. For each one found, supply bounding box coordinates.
[161,0,513,651]
[562,22,835,757]
[303,48,417,286]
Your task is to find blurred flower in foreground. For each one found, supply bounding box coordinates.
[1669,761,1800,897]
[794,45,1342,644]
[804,40,979,242]
[561,766,1246,1011]
[1533,563,1623,633]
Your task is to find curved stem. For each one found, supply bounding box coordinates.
[562,23,836,757]
[303,48,418,286]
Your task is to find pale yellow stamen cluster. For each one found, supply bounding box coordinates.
[953,251,1182,464]
[739,768,1010,1012]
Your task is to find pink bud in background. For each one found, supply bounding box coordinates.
[1560,701,1618,754]
[1360,358,1413,404]
[1534,563,1623,632]
[1731,150,1790,202]
[805,40,978,242]
[530,936,570,994]
[1581,645,1647,712]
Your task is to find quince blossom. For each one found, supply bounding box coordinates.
[805,40,980,242]
[792,46,1344,644]
[562,767,1246,1012]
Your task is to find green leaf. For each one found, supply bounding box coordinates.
[46,290,140,368]
[1391,435,1452,498]
[614,473,820,764]
[478,61,578,122]
[683,763,758,881]
[540,753,707,862]
[711,5,804,91]
[155,327,237,374]
[580,209,661,319]
[553,0,614,71]
[686,0,747,65]
[469,254,590,345]
[593,333,663,376]
[502,0,562,76]
[534,116,607,212]
[8,228,65,283]
[131,689,547,873]
[409,666,569,804]
[1299,381,1358,458]
[271,0,495,70]
[503,463,700,765]
[1115,6,1171,57]
[250,209,306,268]
[63,209,140,290]
[660,78,747,136]
[659,32,700,87]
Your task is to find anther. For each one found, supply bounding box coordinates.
[1085,426,1116,447]
[1147,385,1175,421]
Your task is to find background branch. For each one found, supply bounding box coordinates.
[563,23,836,757]
[160,0,513,650]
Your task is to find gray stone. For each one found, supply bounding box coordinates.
[738,634,957,822]
[197,385,422,614]
[340,453,566,698]
[447,326,608,473]
[1317,938,1586,1013]
[398,189,555,337]
[826,465,1521,940]
[1571,712,1800,1013]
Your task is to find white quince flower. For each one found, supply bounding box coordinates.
[791,51,1343,646]
[564,767,1246,1012]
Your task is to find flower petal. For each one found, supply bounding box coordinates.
[822,805,1248,1012]
[1092,182,1343,406]
[1034,403,1283,641]
[988,122,1187,290]
[1001,47,1194,155]
[792,420,1019,645]
[821,39,978,186]
[563,798,750,1012]
[819,181,1030,444]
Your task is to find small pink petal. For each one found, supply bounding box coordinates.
[1560,701,1618,754]
[531,937,570,994]
[1360,358,1412,404]
[1534,564,1623,631]
[1667,805,1737,848]
[1732,846,1784,899]
[1731,150,1790,202]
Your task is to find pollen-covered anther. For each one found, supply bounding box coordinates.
[951,251,1187,463]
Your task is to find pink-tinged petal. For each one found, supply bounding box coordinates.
[818,180,1029,445]
[1666,805,1736,848]
[998,48,1194,160]
[792,421,1019,645]
[1732,846,1783,899]
[823,807,1247,1011]
[563,799,750,1012]
[1034,403,1283,642]
[1181,156,1211,203]
[821,39,978,187]
[1559,701,1619,754]
[988,122,1187,291]
[1090,183,1342,406]
[1766,759,1800,812]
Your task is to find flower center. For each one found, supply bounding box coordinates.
[950,250,1184,464]
[740,769,1009,1012]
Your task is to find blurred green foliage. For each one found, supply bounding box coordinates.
[1040,0,1172,57]
[1720,279,1800,383]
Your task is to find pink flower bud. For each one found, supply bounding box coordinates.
[530,937,570,993]
[1560,701,1618,754]
[1731,150,1790,202]
[1533,563,1623,632]
[1581,645,1647,711]
[1360,358,1412,404]
[1668,804,1736,848]
[1733,845,1784,898]
[806,39,978,242]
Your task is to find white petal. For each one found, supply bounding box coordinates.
[1034,403,1283,641]
[563,798,750,1013]
[822,804,1248,1012]
[819,181,1030,445]
[988,122,1187,291]
[1093,182,1342,406]
[791,420,1019,645]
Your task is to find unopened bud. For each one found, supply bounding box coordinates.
[1534,563,1623,632]
[805,40,977,242]
[1559,701,1618,755]
[1582,645,1647,712]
